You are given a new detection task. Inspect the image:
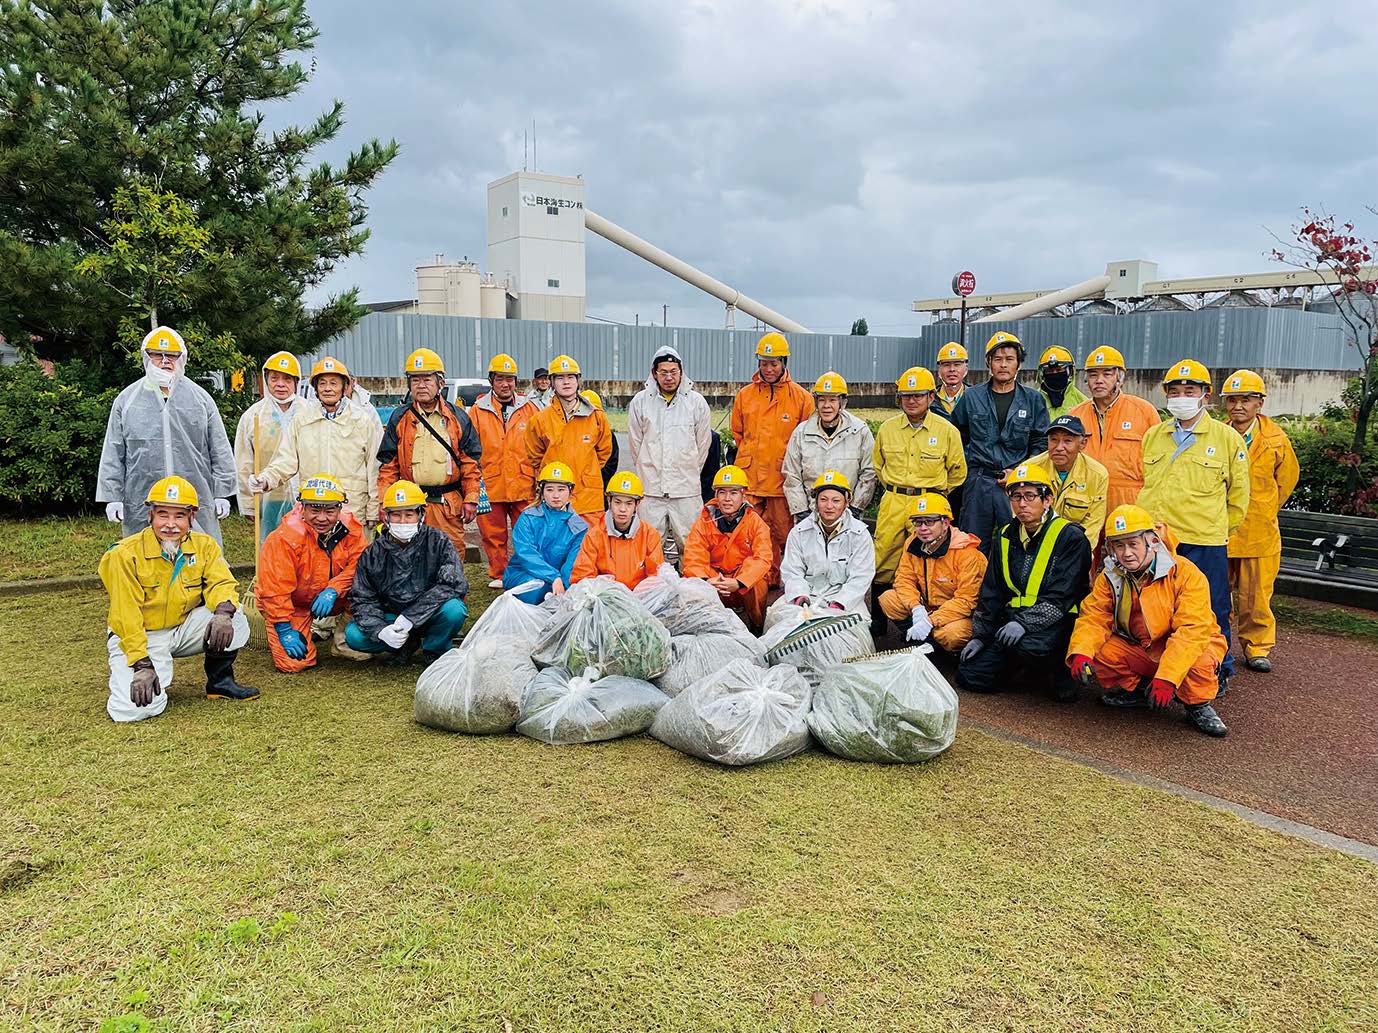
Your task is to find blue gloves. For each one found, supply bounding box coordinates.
[275,623,308,659]
[310,588,338,618]
[995,620,1026,648]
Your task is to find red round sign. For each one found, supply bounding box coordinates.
[953,270,977,297]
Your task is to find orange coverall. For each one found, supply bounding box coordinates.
[1069,391,1162,513]
[378,402,482,557]
[256,506,368,673]
[525,396,614,519]
[571,515,665,590]
[683,504,774,628]
[730,370,815,587]
[470,392,538,579]
[878,528,987,652]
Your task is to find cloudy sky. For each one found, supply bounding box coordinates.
[279,1,1377,335]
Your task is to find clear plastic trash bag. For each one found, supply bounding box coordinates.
[650,659,812,767]
[809,648,959,763]
[532,575,670,680]
[462,579,546,650]
[656,632,765,699]
[759,610,874,686]
[635,566,750,638]
[414,634,537,733]
[517,667,669,744]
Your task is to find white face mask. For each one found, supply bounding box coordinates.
[388,522,420,542]
[1166,396,1203,422]
[146,362,177,389]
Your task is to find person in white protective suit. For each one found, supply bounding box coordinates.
[625,346,713,564]
[781,371,878,523]
[234,350,303,542]
[97,326,238,544]
[778,470,876,614]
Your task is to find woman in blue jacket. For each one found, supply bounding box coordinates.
[503,463,589,603]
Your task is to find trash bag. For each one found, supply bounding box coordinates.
[414,634,537,733]
[517,667,669,745]
[809,648,958,763]
[461,579,546,651]
[759,610,874,686]
[763,598,810,633]
[656,632,765,698]
[650,659,812,766]
[531,575,671,680]
[635,566,749,638]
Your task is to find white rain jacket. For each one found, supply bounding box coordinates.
[234,381,300,515]
[626,353,713,500]
[259,396,383,525]
[96,342,236,543]
[779,509,876,613]
[781,411,878,517]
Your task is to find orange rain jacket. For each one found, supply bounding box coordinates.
[571,514,665,589]
[1069,392,1161,512]
[525,395,615,514]
[730,370,815,497]
[470,391,539,505]
[378,399,482,505]
[1228,414,1300,558]
[683,504,773,589]
[887,527,987,634]
[1068,534,1226,688]
[255,506,368,622]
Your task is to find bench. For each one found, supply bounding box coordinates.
[1277,509,1378,610]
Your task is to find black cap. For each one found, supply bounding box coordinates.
[533,367,550,377]
[1048,414,1087,436]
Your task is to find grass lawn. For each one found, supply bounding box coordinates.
[3,576,1377,1030]
[0,516,257,582]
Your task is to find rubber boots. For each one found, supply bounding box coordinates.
[1185,702,1228,737]
[204,650,259,702]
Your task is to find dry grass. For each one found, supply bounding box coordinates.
[0,516,256,582]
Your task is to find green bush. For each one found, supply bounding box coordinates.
[1281,417,1378,517]
[0,362,118,514]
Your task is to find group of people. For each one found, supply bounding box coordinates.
[95,324,1300,739]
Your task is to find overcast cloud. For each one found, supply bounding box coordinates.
[276,1,1378,335]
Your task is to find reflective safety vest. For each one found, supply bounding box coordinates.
[999,516,1077,612]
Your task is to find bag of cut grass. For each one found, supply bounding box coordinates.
[650,658,812,767]
[516,667,669,745]
[414,635,537,733]
[809,648,958,763]
[656,632,764,699]
[635,566,750,638]
[759,610,874,687]
[531,576,670,680]
[461,579,546,650]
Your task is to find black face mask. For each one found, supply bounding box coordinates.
[1041,370,1071,394]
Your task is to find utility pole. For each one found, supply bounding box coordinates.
[662,304,668,327]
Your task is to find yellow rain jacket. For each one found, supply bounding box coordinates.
[1228,414,1300,558]
[871,410,967,581]
[99,528,239,666]
[1137,413,1250,547]
[1026,449,1110,551]
[259,398,383,526]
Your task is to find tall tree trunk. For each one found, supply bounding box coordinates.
[1347,370,1376,495]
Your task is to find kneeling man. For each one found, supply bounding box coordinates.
[572,471,665,589]
[779,470,874,613]
[878,492,986,653]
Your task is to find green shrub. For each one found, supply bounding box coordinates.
[1281,417,1378,517]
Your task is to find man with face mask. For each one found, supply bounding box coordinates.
[782,372,877,526]
[256,475,368,673]
[1136,360,1250,685]
[345,480,469,665]
[503,463,590,603]
[235,351,303,542]
[98,326,237,544]
[778,471,875,614]
[683,465,774,631]
[98,476,256,722]
[1069,346,1161,514]
[1067,505,1228,737]
[1036,346,1089,421]
[470,353,539,588]
[571,471,665,589]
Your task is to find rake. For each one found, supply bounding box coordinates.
[239,414,268,648]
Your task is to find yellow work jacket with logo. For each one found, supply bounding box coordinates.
[873,411,967,495]
[98,527,240,666]
[1136,414,1250,547]
[935,384,966,416]
[1026,450,1110,551]
[1228,414,1300,558]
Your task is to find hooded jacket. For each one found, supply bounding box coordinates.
[261,396,383,525]
[683,503,773,588]
[525,395,615,514]
[889,527,988,631]
[571,512,665,589]
[778,509,876,613]
[626,352,713,500]
[378,396,483,506]
[730,370,815,497]
[234,378,301,515]
[469,391,539,504]
[255,506,367,623]
[782,411,878,516]
[349,523,467,635]
[504,502,590,600]
[1228,414,1300,558]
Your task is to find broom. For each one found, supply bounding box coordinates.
[240,413,268,647]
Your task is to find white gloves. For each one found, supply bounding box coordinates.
[907,605,933,643]
[248,474,270,494]
[104,501,124,523]
[214,498,232,518]
[377,614,414,650]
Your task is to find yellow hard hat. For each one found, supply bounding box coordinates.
[1105,504,1157,540]
[936,342,968,363]
[262,351,301,379]
[896,366,937,393]
[1163,359,1212,390]
[382,480,428,510]
[985,330,1023,356]
[607,471,644,499]
[812,470,852,496]
[142,326,186,355]
[580,389,604,411]
[145,475,199,508]
[813,372,847,396]
[1221,369,1266,397]
[712,465,750,491]
[404,347,445,376]
[1039,345,1074,367]
[1004,463,1055,494]
[310,356,351,383]
[549,354,581,376]
[756,332,789,358]
[297,475,347,505]
[538,462,577,487]
[1086,345,1125,370]
[909,492,954,520]
[488,352,518,376]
